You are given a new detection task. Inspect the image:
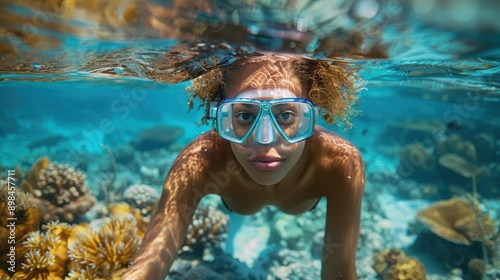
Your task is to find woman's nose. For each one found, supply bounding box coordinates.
[253,116,277,144]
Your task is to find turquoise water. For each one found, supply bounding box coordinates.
[1,1,500,279]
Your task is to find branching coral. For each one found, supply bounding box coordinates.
[123,184,159,216]
[21,157,96,223]
[67,214,141,278]
[106,203,149,239]
[180,205,229,256]
[14,221,73,280]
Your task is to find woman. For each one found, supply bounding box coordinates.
[123,53,365,279]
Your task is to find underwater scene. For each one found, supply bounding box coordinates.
[1,0,500,279]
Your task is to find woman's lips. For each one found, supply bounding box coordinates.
[249,155,283,170]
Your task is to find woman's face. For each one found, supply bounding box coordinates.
[224,61,306,186]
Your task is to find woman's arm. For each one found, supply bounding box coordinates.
[121,135,216,279]
[321,144,365,279]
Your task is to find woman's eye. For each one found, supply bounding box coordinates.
[235,112,255,122]
[276,111,295,123]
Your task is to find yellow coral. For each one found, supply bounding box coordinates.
[66,267,104,280]
[107,203,148,239]
[384,256,427,280]
[67,215,141,278]
[373,249,427,280]
[20,157,49,194]
[416,197,496,245]
[21,248,55,273]
[373,249,406,277]
[14,221,74,280]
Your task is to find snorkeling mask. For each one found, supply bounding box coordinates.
[209,89,318,144]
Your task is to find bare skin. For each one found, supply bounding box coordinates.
[122,58,365,280]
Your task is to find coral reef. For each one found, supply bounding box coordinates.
[180,205,229,257]
[0,185,40,276]
[373,248,427,280]
[107,203,149,239]
[384,256,427,280]
[67,214,141,279]
[269,207,326,251]
[21,157,96,223]
[14,221,73,280]
[266,248,321,279]
[414,197,495,245]
[4,207,142,279]
[409,197,498,278]
[123,184,159,216]
[130,125,184,151]
[396,131,500,198]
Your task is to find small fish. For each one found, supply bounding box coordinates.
[362,129,368,136]
[446,121,461,131]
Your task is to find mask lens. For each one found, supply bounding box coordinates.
[218,102,260,141]
[271,102,314,142]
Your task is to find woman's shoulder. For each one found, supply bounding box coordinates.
[308,126,363,167]
[308,126,365,194]
[178,130,231,160]
[311,126,359,152]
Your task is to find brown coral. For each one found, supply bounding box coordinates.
[21,158,96,223]
[180,205,229,256]
[67,215,141,278]
[416,197,496,245]
[467,258,486,278]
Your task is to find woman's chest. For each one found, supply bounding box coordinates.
[219,180,321,215]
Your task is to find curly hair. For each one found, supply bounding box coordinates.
[185,56,360,128]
